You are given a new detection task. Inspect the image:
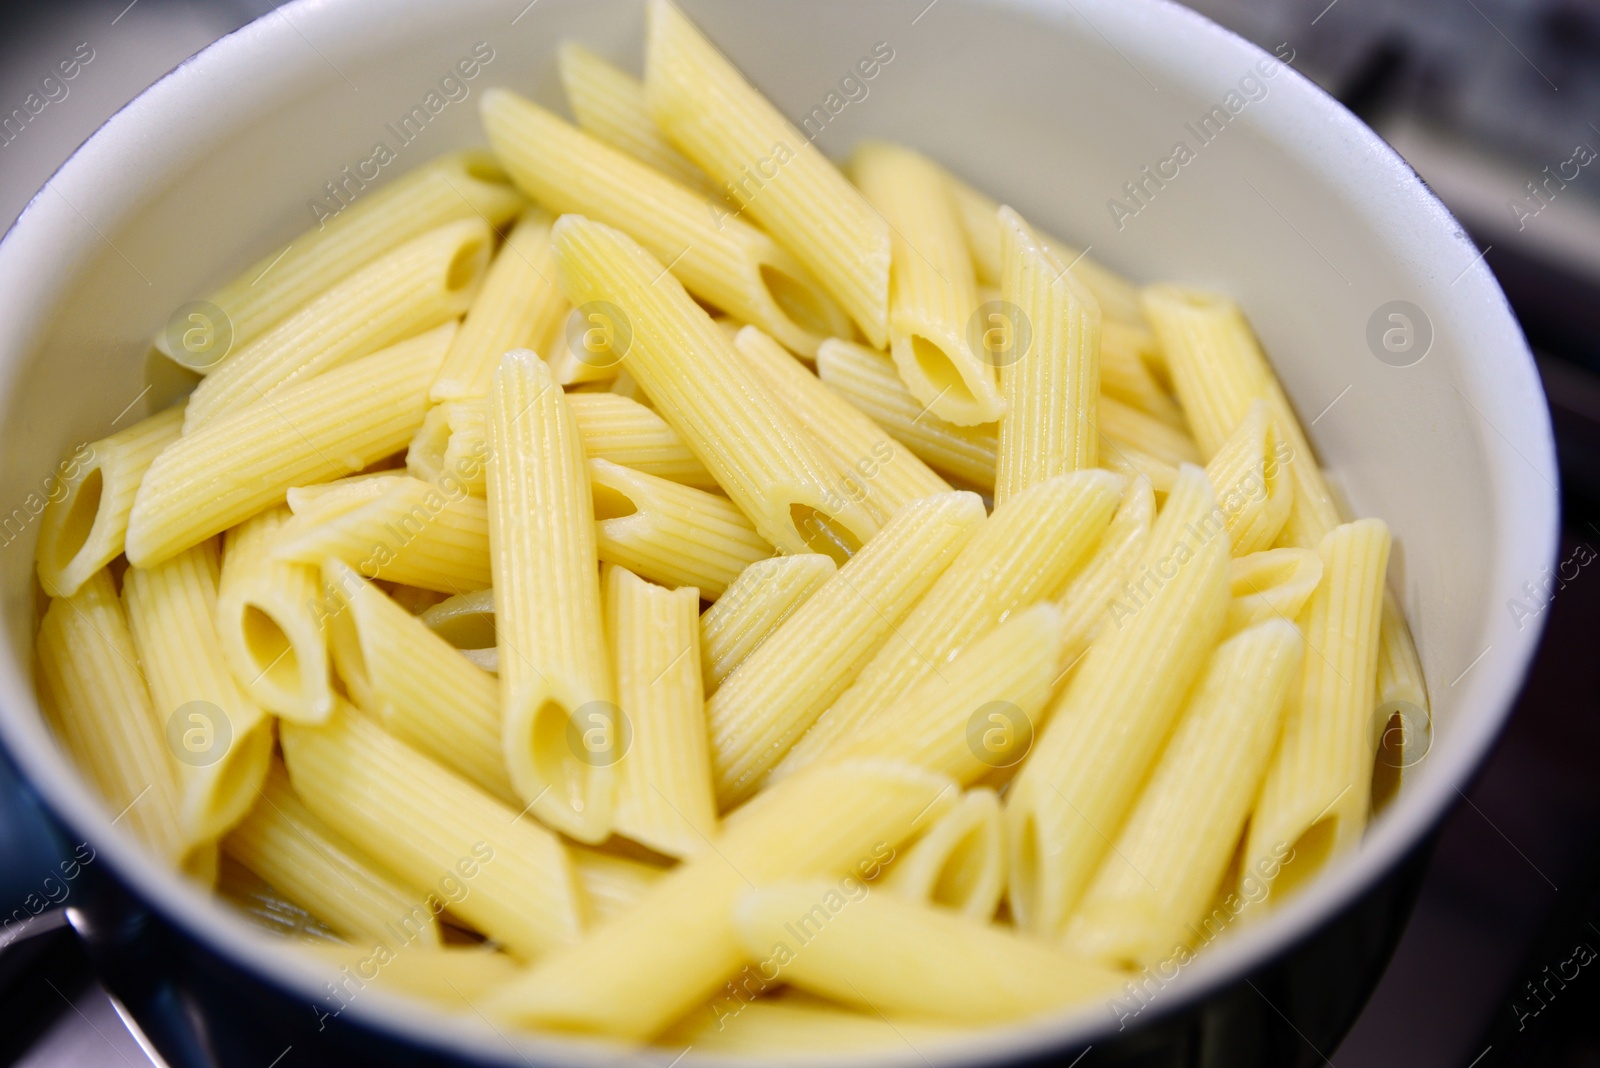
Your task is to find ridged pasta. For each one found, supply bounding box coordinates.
[1226,548,1324,637]
[700,554,836,693]
[1203,399,1293,555]
[883,787,1005,921]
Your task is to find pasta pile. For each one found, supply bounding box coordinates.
[30,0,1429,1053]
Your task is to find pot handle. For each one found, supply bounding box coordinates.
[0,741,73,948]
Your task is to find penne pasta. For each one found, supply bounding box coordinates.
[1202,399,1294,555]
[405,401,491,496]
[483,89,850,358]
[1101,320,1186,427]
[1225,548,1323,637]
[299,943,521,1009]
[854,141,998,426]
[1063,620,1303,967]
[731,880,1120,1024]
[995,206,1101,500]
[551,214,879,560]
[125,322,452,568]
[558,42,715,193]
[215,507,333,723]
[568,393,718,490]
[487,351,616,843]
[183,220,490,430]
[36,569,185,863]
[604,565,717,858]
[155,151,521,366]
[419,588,497,673]
[35,405,185,598]
[216,855,341,943]
[883,787,1006,922]
[570,847,671,925]
[321,560,513,803]
[775,471,1120,780]
[707,492,985,807]
[644,0,891,347]
[1053,477,1157,669]
[663,992,959,1054]
[589,459,772,598]
[734,325,950,524]
[480,760,957,1037]
[700,554,836,693]
[1007,465,1230,936]
[123,539,273,846]
[280,704,582,960]
[223,761,442,946]
[429,207,566,403]
[1246,519,1391,901]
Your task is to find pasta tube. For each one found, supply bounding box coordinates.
[568,393,717,490]
[854,141,997,425]
[707,492,985,807]
[321,560,513,803]
[154,151,521,364]
[776,471,1120,779]
[571,847,670,925]
[589,459,772,598]
[430,207,567,403]
[215,507,333,723]
[1203,399,1294,555]
[1063,620,1303,967]
[731,881,1119,1024]
[482,89,850,358]
[123,540,273,845]
[644,0,891,347]
[487,351,616,843]
[995,206,1100,500]
[883,787,1005,921]
[700,554,835,693]
[35,405,184,598]
[1054,477,1157,668]
[551,214,878,560]
[1246,519,1391,900]
[125,322,452,567]
[280,705,581,960]
[479,760,957,1037]
[664,992,957,1054]
[223,762,442,946]
[1226,548,1323,637]
[733,325,950,524]
[419,588,497,673]
[183,220,490,430]
[604,565,717,858]
[1007,465,1230,935]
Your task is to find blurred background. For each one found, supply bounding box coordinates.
[2,0,1599,1065]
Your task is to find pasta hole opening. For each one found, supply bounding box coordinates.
[327,610,370,700]
[790,505,860,566]
[209,727,271,829]
[53,467,104,571]
[1274,818,1337,901]
[592,484,640,521]
[1370,714,1404,816]
[910,335,977,407]
[759,263,834,338]
[930,825,989,911]
[447,240,488,291]
[432,612,497,652]
[242,606,299,692]
[1011,810,1040,926]
[531,699,586,814]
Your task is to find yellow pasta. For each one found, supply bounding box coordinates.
[155,151,521,366]
[551,214,878,559]
[126,322,452,568]
[558,42,715,192]
[480,760,957,1037]
[644,0,891,347]
[280,704,581,960]
[1054,477,1157,669]
[405,401,490,496]
[1225,548,1324,637]
[223,761,442,946]
[700,554,836,693]
[487,350,616,843]
[1007,465,1230,936]
[707,491,985,807]
[732,881,1119,1024]
[299,943,521,1009]
[123,540,273,846]
[604,565,717,858]
[589,458,772,598]
[35,405,184,598]
[183,220,489,430]
[996,206,1101,500]
[775,471,1120,779]
[430,207,567,403]
[36,569,185,863]
[734,325,950,524]
[854,141,998,426]
[1063,620,1303,967]
[1246,519,1391,901]
[570,847,671,925]
[321,560,513,803]
[883,787,1005,921]
[483,89,849,358]
[663,992,959,1055]
[418,588,497,673]
[568,393,717,490]
[1203,399,1294,555]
